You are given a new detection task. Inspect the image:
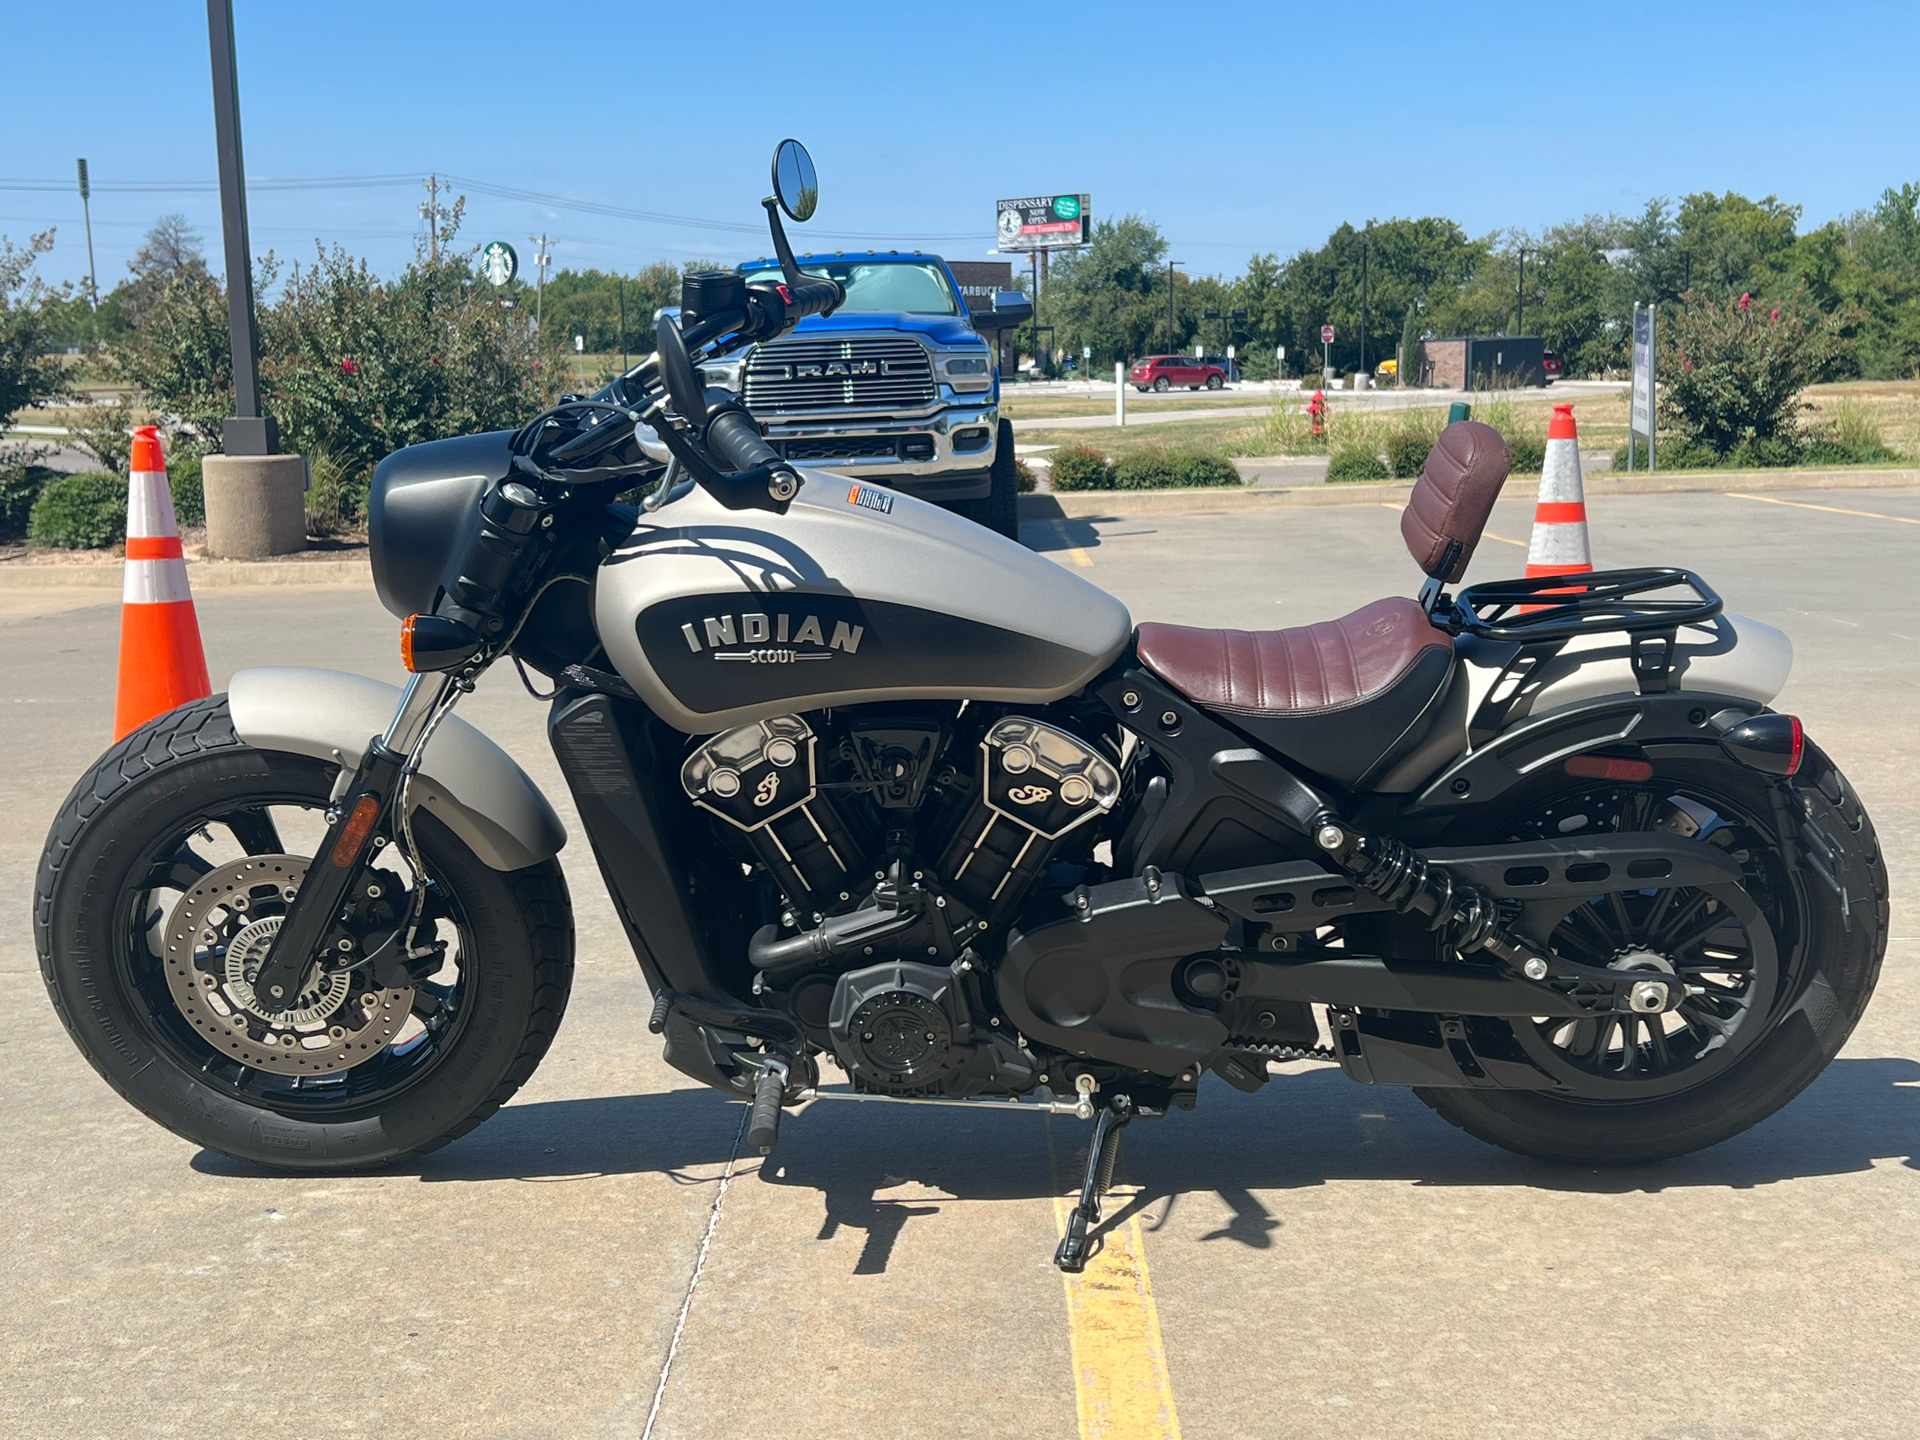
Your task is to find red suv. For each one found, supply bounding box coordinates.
[1130,355,1227,392]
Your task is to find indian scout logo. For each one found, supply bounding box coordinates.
[678,610,865,665]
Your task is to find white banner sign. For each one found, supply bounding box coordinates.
[1630,304,1655,437]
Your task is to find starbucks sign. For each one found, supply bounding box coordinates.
[480,241,518,287]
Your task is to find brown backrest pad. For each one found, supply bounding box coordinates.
[1400,420,1510,582]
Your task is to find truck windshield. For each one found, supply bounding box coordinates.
[745,260,960,316]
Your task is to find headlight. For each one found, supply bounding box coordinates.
[940,354,992,391]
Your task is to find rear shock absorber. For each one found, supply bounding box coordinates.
[1309,820,1524,968]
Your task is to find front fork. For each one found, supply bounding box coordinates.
[247,673,460,1012]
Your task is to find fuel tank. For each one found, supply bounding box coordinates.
[595,475,1132,733]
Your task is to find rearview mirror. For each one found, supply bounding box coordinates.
[771,139,818,222]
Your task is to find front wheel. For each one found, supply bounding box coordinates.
[1205,374,1223,390]
[35,695,574,1170]
[1417,744,1886,1164]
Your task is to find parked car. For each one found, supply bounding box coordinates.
[1374,357,1398,380]
[1129,355,1227,392]
[1200,354,1240,382]
[1543,351,1563,381]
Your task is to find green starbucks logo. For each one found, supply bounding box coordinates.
[480,241,518,287]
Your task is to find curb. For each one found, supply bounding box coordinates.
[1020,466,1920,519]
[0,557,373,591]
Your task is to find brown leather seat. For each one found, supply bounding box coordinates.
[1132,421,1511,787]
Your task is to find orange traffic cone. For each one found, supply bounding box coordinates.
[1525,403,1592,578]
[112,426,210,739]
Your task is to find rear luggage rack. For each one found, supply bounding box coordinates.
[1435,567,1723,695]
[1441,566,1722,643]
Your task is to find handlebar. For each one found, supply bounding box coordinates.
[775,277,843,322]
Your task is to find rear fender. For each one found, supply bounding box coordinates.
[228,667,565,871]
[1397,689,1763,819]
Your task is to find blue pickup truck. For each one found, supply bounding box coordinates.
[699,252,1031,537]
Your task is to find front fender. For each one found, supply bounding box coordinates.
[228,667,565,871]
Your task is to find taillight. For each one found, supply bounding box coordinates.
[1720,713,1803,776]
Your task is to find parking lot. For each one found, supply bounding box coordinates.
[3,486,1914,1439]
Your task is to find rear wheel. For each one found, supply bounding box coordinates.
[35,695,574,1170]
[1416,746,1886,1164]
[1152,377,1169,392]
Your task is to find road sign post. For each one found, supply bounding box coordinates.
[1321,324,1335,381]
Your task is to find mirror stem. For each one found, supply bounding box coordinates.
[763,198,806,290]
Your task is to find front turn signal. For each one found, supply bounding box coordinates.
[400,614,483,673]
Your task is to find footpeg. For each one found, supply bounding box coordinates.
[748,1062,787,1154]
[1054,1096,1132,1273]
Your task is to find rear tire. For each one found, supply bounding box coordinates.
[1416,745,1886,1164]
[35,695,575,1171]
[1152,377,1169,392]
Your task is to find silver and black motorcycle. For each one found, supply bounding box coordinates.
[36,143,1887,1270]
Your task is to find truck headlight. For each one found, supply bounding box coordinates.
[940,354,991,391]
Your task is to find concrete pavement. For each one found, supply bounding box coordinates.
[2,488,1913,1438]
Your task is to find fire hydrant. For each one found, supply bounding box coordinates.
[1307,389,1326,437]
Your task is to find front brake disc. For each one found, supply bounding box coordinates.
[160,854,414,1076]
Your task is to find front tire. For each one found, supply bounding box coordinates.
[946,419,1021,540]
[35,695,575,1171]
[1416,745,1886,1164]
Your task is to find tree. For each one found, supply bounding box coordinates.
[1040,216,1179,366]
[1674,191,1800,299]
[1659,283,1845,455]
[1276,217,1483,375]
[118,215,211,327]
[0,231,62,426]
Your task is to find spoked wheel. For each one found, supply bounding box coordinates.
[36,696,574,1169]
[1417,749,1887,1164]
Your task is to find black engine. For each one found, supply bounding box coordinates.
[679,707,1121,1095]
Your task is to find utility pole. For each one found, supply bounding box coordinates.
[1166,260,1183,353]
[618,275,628,371]
[205,0,274,454]
[420,174,447,264]
[530,234,550,336]
[1516,245,1526,334]
[1358,225,1369,379]
[75,158,98,345]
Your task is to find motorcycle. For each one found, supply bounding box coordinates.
[36,143,1887,1272]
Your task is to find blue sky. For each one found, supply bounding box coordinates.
[5,1,1915,292]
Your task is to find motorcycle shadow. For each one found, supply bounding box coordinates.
[193,1057,1916,1269]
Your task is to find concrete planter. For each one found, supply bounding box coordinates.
[202,454,307,558]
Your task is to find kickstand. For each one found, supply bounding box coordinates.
[1054,1096,1133,1273]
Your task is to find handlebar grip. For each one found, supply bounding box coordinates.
[782,278,843,320]
[705,409,785,473]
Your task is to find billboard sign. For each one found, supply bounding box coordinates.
[996,194,1091,251]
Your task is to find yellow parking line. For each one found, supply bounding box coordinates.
[1053,1187,1182,1440]
[1726,491,1920,523]
[1068,546,1095,567]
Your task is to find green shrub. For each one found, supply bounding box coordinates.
[1385,430,1434,479]
[1047,444,1112,491]
[28,471,127,549]
[1610,438,1719,470]
[1170,451,1240,487]
[1013,457,1038,493]
[1729,434,1800,468]
[166,449,205,527]
[1502,433,1547,473]
[1110,447,1241,489]
[1657,283,1844,457]
[1326,445,1389,481]
[0,462,58,540]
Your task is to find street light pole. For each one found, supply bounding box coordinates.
[1166,260,1183,353]
[205,0,274,455]
[1359,226,1369,379]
